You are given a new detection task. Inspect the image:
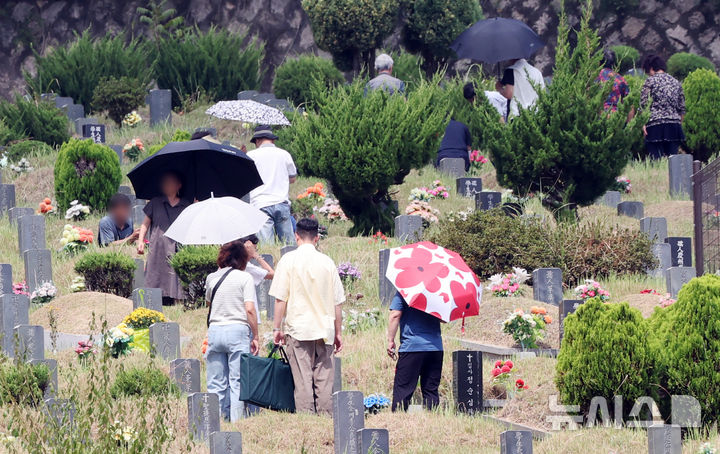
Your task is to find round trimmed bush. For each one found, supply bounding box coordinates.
[273,55,344,106]
[169,245,219,309]
[556,299,655,418]
[611,45,640,73]
[667,52,715,81]
[682,68,720,162]
[54,139,122,212]
[110,365,179,398]
[74,251,136,298]
[6,140,53,161]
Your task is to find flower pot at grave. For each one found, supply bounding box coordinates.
[129,328,150,352]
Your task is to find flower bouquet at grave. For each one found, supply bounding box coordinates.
[64,200,90,221]
[12,281,29,296]
[293,182,326,218]
[30,281,57,305]
[60,224,94,255]
[574,279,610,302]
[344,308,382,334]
[123,307,166,353]
[502,308,551,349]
[369,231,389,246]
[38,197,55,215]
[408,187,433,202]
[405,201,439,226]
[317,197,348,222]
[75,340,96,365]
[490,360,529,398]
[0,154,7,169]
[123,138,145,162]
[408,181,450,202]
[337,261,361,284]
[70,276,86,293]
[469,150,488,175]
[9,158,32,174]
[613,176,632,194]
[122,111,142,128]
[363,393,390,415]
[109,420,139,447]
[487,268,530,297]
[106,323,135,358]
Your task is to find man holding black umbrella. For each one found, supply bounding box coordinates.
[507,58,545,109]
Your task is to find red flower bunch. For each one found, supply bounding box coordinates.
[38,197,55,214]
[515,379,529,390]
[369,231,389,245]
[491,359,514,377]
[641,289,660,295]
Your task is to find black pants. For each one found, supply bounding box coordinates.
[646,140,680,160]
[392,351,443,412]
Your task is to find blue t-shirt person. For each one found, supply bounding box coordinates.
[435,119,471,171]
[98,215,134,247]
[389,292,443,352]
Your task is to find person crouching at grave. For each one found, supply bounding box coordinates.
[387,291,443,411]
[434,83,475,172]
[205,240,260,422]
[98,193,138,247]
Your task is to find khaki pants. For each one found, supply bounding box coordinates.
[285,335,334,414]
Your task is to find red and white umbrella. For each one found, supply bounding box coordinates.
[385,241,482,324]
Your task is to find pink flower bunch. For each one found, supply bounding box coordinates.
[12,281,29,296]
[616,176,631,193]
[470,150,488,164]
[428,180,450,199]
[75,340,95,361]
[659,293,675,308]
[487,268,530,297]
[574,279,610,302]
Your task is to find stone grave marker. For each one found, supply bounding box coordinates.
[648,243,671,278]
[640,217,667,243]
[475,191,502,211]
[394,215,423,242]
[133,259,146,290]
[280,245,297,256]
[0,264,12,296]
[532,268,563,306]
[150,89,172,126]
[456,177,483,197]
[647,424,681,454]
[356,429,389,454]
[237,90,259,100]
[66,104,84,122]
[131,288,163,313]
[194,127,217,138]
[668,154,693,199]
[210,431,243,454]
[54,97,73,109]
[0,184,16,213]
[74,117,97,135]
[333,391,365,454]
[44,398,75,433]
[253,254,274,317]
[23,249,52,293]
[118,185,133,195]
[600,190,621,208]
[559,300,583,345]
[30,358,57,399]
[188,392,221,442]
[333,357,342,393]
[438,158,466,178]
[500,430,533,454]
[267,98,292,111]
[617,201,644,219]
[18,215,46,253]
[170,358,201,393]
[253,93,275,104]
[110,145,123,163]
[14,325,44,361]
[378,249,394,306]
[132,205,146,227]
[666,267,696,299]
[665,237,692,267]
[0,293,30,356]
[149,322,180,361]
[8,207,33,225]
[452,350,483,414]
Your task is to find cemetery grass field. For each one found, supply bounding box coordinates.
[0,107,716,453]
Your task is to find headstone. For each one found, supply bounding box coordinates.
[333,357,342,394]
[30,358,57,399]
[267,99,292,111]
[210,431,243,454]
[133,259,145,289]
[280,246,297,256]
[456,177,483,197]
[65,104,84,122]
[131,288,163,313]
[356,429,389,454]
[647,424,681,454]
[44,398,75,432]
[0,293,29,356]
[617,201,644,219]
[8,207,33,225]
[132,205,146,227]
[14,325,44,361]
[149,322,180,361]
[438,158,466,178]
[559,300,583,344]
[665,267,696,299]
[118,185,133,195]
[194,127,217,138]
[170,358,201,393]
[0,264,12,296]
[149,89,172,127]
[237,90,259,100]
[54,97,73,109]
[253,254,274,317]
[640,217,667,243]
[74,117,98,135]
[475,191,502,211]
[600,190,622,208]
[532,268,563,306]
[452,350,483,414]
[668,154,693,199]
[253,93,274,104]
[500,430,533,454]
[18,215,46,253]
[378,249,394,306]
[394,215,423,242]
[665,237,692,267]
[188,392,221,442]
[648,243,671,278]
[23,249,52,293]
[81,124,106,144]
[0,184,16,213]
[110,145,123,164]
[333,391,365,454]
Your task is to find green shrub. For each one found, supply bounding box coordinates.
[556,300,655,419]
[5,140,53,162]
[169,245,219,309]
[386,50,425,91]
[54,139,122,212]
[0,361,49,406]
[273,55,345,107]
[110,365,179,398]
[683,68,720,162]
[171,129,191,141]
[74,251,136,298]
[0,118,24,146]
[611,45,640,73]
[153,26,264,108]
[0,96,69,147]
[91,76,148,126]
[624,75,648,160]
[26,31,151,109]
[651,275,720,426]
[667,52,715,81]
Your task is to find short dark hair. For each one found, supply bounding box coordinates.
[642,54,666,73]
[191,131,212,140]
[217,239,249,270]
[500,67,514,86]
[108,193,131,210]
[463,82,476,101]
[296,217,319,240]
[601,49,616,69]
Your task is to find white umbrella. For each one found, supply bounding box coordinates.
[205,100,291,126]
[164,195,269,245]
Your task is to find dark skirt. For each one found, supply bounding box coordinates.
[646,122,685,143]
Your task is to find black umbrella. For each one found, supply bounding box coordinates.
[450,17,545,64]
[127,139,263,200]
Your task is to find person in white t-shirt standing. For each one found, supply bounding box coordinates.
[507,58,546,109]
[246,125,298,245]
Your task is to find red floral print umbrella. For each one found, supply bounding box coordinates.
[385,241,482,323]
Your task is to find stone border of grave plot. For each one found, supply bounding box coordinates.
[480,414,552,440]
[456,338,558,359]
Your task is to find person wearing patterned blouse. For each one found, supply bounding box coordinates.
[640,54,686,159]
[596,50,629,112]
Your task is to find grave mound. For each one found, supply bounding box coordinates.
[30,292,132,334]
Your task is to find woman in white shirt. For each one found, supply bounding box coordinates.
[205,240,259,422]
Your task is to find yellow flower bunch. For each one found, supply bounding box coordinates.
[123,308,166,330]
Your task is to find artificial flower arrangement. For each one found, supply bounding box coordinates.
[60,224,94,254]
[10,158,32,174]
[409,180,450,202]
[490,359,529,398]
[64,200,91,221]
[363,393,391,415]
[487,267,530,297]
[317,198,348,222]
[123,138,145,162]
[345,308,382,334]
[70,276,86,293]
[30,282,57,305]
[122,111,142,128]
[293,182,327,218]
[574,279,610,302]
[615,176,631,193]
[123,307,167,353]
[12,281,29,296]
[0,154,7,169]
[405,201,439,224]
[469,150,489,174]
[38,197,55,215]
[502,307,552,349]
[106,324,135,358]
[109,420,139,447]
[370,231,389,246]
[640,289,675,307]
[337,261,361,283]
[75,340,96,364]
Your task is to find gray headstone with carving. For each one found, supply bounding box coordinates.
[452,350,483,414]
[668,154,693,199]
[394,215,423,242]
[665,267,696,299]
[600,190,621,208]
[617,201,644,219]
[333,391,365,454]
[356,429,389,454]
[23,249,53,294]
[188,392,221,442]
[438,158,466,178]
[0,293,29,357]
[648,243,671,278]
[18,215,46,253]
[559,300,584,345]
[475,191,502,211]
[456,177,482,197]
[647,424,681,454]
[149,322,180,361]
[210,431,243,454]
[14,324,44,361]
[150,89,172,127]
[500,430,533,454]
[170,358,201,393]
[0,264,12,296]
[640,217,667,243]
[8,207,33,225]
[131,288,163,313]
[0,184,16,214]
[531,268,563,306]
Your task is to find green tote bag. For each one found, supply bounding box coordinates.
[239,346,296,413]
